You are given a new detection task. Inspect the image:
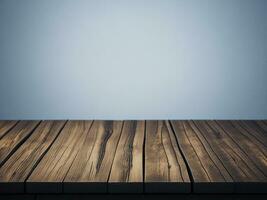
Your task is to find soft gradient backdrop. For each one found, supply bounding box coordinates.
[0,0,267,119]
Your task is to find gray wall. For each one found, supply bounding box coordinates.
[0,0,267,119]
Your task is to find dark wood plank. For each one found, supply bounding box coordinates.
[0,121,40,166]
[26,121,93,193]
[63,121,123,193]
[0,194,35,200]
[202,121,267,193]
[0,121,18,139]
[108,121,145,193]
[145,120,190,193]
[256,120,267,132]
[171,121,233,193]
[34,194,267,200]
[0,121,66,193]
[238,120,267,148]
[238,121,267,147]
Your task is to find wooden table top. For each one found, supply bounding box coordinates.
[0,120,266,194]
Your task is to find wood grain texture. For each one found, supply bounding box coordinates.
[202,121,267,193]
[26,121,93,193]
[0,121,40,166]
[0,121,66,193]
[0,120,266,194]
[63,121,123,193]
[240,121,267,148]
[256,120,267,132]
[145,120,190,193]
[171,121,233,193]
[225,120,266,148]
[0,121,18,139]
[227,121,267,175]
[108,121,145,193]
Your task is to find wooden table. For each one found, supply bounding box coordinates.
[0,120,266,194]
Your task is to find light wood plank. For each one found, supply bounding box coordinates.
[171,120,233,193]
[0,121,40,166]
[0,121,66,193]
[0,121,18,139]
[63,120,123,193]
[26,121,93,193]
[145,120,190,193]
[202,121,267,193]
[108,120,145,193]
[0,120,265,194]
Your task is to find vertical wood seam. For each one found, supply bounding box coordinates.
[143,120,146,192]
[169,120,193,193]
[107,121,125,192]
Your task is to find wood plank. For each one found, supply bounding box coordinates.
[202,121,267,193]
[26,121,93,193]
[0,121,18,139]
[256,120,267,132]
[108,121,145,193]
[0,120,265,194]
[0,121,66,193]
[239,121,267,148]
[263,120,267,126]
[171,120,233,193]
[145,120,190,193]
[0,121,40,166]
[229,121,267,174]
[239,121,267,146]
[63,121,123,193]
[214,121,267,177]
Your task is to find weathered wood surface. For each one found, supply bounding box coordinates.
[145,121,190,193]
[0,121,40,166]
[219,121,267,177]
[171,121,233,193]
[0,121,18,139]
[172,120,267,193]
[63,121,123,193]
[0,121,66,193]
[27,121,94,193]
[108,121,145,193]
[0,120,266,194]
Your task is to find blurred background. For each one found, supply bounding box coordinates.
[0,0,266,119]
